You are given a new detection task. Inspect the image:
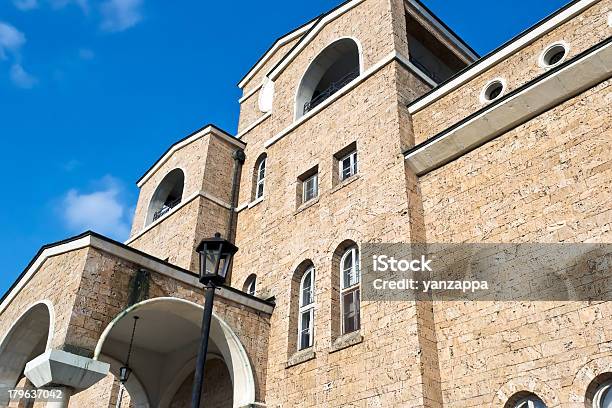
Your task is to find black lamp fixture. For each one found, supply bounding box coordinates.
[116,316,139,408]
[196,232,238,285]
[191,233,238,408]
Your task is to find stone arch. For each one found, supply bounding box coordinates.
[570,355,612,406]
[492,376,560,407]
[94,297,256,408]
[295,37,363,119]
[146,168,185,226]
[0,301,53,406]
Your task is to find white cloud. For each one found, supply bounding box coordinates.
[10,63,37,88]
[0,22,26,59]
[13,0,39,11]
[62,176,132,240]
[100,0,143,32]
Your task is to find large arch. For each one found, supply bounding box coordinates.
[145,168,185,226]
[295,37,362,119]
[94,297,256,408]
[0,301,53,406]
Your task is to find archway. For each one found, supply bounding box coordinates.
[94,297,256,408]
[146,168,185,225]
[0,301,53,406]
[295,37,362,118]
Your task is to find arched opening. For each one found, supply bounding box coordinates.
[586,372,612,408]
[94,297,256,408]
[146,169,185,226]
[288,260,316,354]
[295,38,361,119]
[243,274,257,296]
[252,154,267,201]
[0,302,52,407]
[505,392,548,408]
[330,240,360,341]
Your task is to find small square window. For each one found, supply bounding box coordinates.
[339,151,357,181]
[303,174,318,203]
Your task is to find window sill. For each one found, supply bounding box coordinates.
[330,331,363,354]
[286,348,316,368]
[331,174,360,194]
[294,197,320,215]
[248,196,265,209]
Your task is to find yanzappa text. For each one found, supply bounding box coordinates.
[372,279,489,293]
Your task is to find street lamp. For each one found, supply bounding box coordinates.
[191,233,238,408]
[116,316,139,408]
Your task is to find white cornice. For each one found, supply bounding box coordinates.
[238,21,315,90]
[405,0,478,61]
[236,112,272,139]
[408,0,601,114]
[263,50,433,148]
[267,0,366,81]
[0,233,273,317]
[137,126,245,188]
[125,190,232,245]
[405,39,612,175]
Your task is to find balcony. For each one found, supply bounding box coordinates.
[153,196,181,221]
[303,69,359,114]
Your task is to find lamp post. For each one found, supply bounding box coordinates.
[191,233,238,408]
[116,316,139,408]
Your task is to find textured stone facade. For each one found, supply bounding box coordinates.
[0,0,610,407]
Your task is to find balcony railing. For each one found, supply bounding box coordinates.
[304,69,359,114]
[153,197,181,221]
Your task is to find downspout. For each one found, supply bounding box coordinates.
[227,149,246,243]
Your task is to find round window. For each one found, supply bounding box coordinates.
[481,79,505,103]
[540,43,568,67]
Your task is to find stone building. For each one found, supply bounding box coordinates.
[0,0,611,406]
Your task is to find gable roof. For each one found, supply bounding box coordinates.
[136,124,245,187]
[238,0,478,88]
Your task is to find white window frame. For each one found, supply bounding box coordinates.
[302,174,318,203]
[339,151,357,181]
[298,267,315,350]
[255,158,266,200]
[594,380,612,408]
[340,247,360,335]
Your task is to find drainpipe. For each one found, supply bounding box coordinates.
[227,149,245,243]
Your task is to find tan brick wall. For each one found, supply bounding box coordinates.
[420,80,611,407]
[411,1,611,145]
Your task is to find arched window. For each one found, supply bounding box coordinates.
[243,274,257,296]
[506,393,547,408]
[298,266,315,350]
[295,38,361,119]
[340,246,360,334]
[146,168,185,226]
[254,155,266,200]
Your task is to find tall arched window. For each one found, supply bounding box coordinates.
[146,168,185,226]
[252,154,267,201]
[256,157,266,199]
[340,246,360,334]
[295,38,361,119]
[298,266,315,350]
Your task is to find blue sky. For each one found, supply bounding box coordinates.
[0,0,570,297]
